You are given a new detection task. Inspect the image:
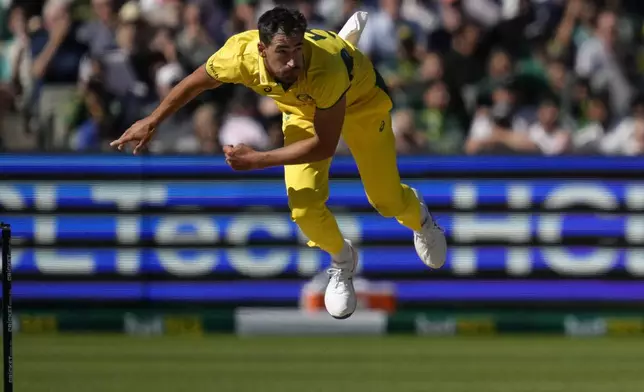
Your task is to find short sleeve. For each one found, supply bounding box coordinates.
[309,55,351,110]
[205,36,245,84]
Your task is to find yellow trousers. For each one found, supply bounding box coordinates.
[283,111,423,256]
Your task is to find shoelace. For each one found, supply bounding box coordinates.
[327,267,351,290]
[416,214,444,251]
[423,212,444,232]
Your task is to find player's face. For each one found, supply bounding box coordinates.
[261,32,305,85]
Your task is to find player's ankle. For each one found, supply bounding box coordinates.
[332,239,353,263]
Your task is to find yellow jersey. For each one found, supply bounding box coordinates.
[205,29,392,120]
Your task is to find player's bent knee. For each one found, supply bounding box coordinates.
[290,204,329,227]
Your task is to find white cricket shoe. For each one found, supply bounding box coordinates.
[412,188,447,269]
[324,240,358,319]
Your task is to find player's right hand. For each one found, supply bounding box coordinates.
[110,118,157,155]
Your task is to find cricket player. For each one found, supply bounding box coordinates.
[110,7,446,319]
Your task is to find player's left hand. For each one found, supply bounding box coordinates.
[223,144,263,171]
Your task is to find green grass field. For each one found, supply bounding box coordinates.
[15,335,644,392]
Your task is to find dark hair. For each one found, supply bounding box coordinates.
[489,47,511,59]
[539,95,560,109]
[588,90,609,108]
[453,19,480,38]
[257,6,307,45]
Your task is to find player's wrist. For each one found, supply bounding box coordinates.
[254,151,271,169]
[146,115,162,129]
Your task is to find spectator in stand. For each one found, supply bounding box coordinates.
[176,2,218,71]
[192,102,221,154]
[526,96,572,156]
[573,91,612,154]
[219,87,272,152]
[401,50,443,112]
[88,2,149,99]
[416,79,464,154]
[295,0,329,30]
[573,0,599,48]
[547,0,585,60]
[465,82,533,155]
[1,0,644,156]
[185,0,230,48]
[442,21,486,122]
[77,0,118,57]
[30,0,89,150]
[490,0,540,60]
[380,25,423,108]
[418,51,443,84]
[139,0,182,28]
[227,0,260,37]
[392,108,425,154]
[0,4,31,148]
[426,0,462,54]
[144,62,199,153]
[601,95,644,156]
[542,56,576,128]
[569,76,592,128]
[0,4,30,106]
[459,0,501,29]
[575,9,633,117]
[359,0,425,68]
[475,48,514,107]
[257,95,284,149]
[69,57,125,151]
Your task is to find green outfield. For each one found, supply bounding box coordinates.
[15,335,644,392]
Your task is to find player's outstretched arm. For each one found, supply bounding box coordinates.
[110,65,221,154]
[224,95,346,170]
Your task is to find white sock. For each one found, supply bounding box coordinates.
[332,239,353,263]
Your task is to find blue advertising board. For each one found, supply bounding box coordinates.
[12,281,644,302]
[1,154,643,304]
[2,154,644,176]
[9,246,644,278]
[3,212,642,245]
[2,179,643,211]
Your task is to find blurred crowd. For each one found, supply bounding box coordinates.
[1,0,644,155]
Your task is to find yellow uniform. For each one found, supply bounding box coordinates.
[206,29,422,255]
